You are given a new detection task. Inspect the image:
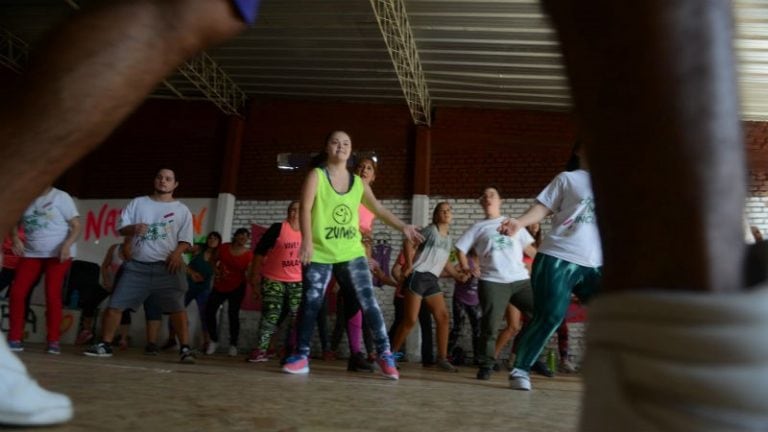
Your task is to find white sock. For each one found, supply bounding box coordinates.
[580,287,768,432]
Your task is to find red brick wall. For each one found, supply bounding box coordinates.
[430,108,577,197]
[746,121,768,196]
[236,99,415,200]
[58,99,229,198]
[45,96,768,200]
[235,101,578,200]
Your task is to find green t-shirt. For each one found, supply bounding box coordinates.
[311,168,365,263]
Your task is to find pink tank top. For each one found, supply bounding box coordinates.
[260,221,302,282]
[359,205,375,235]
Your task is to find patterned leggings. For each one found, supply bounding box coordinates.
[296,256,390,357]
[254,278,302,350]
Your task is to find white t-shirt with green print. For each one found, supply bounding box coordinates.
[119,196,193,263]
[455,216,533,284]
[537,169,603,268]
[21,188,79,258]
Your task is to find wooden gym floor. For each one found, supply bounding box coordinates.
[15,343,583,432]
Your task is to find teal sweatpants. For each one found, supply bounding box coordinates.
[513,253,601,371]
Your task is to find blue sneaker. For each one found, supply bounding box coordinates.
[282,355,309,374]
[393,351,405,361]
[8,340,23,352]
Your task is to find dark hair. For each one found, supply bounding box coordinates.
[195,231,221,257]
[155,168,177,181]
[309,130,351,168]
[432,201,451,225]
[483,185,502,198]
[355,155,378,173]
[565,140,581,171]
[232,228,250,241]
[286,200,299,214]
[207,231,222,243]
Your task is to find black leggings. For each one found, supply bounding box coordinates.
[205,284,246,345]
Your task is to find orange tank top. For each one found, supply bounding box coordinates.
[260,221,302,282]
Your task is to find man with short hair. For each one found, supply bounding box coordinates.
[84,168,195,363]
[455,186,537,381]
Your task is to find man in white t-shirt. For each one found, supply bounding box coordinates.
[7,187,80,355]
[500,149,602,391]
[455,186,537,381]
[84,169,195,363]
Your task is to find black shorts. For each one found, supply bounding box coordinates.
[406,271,442,298]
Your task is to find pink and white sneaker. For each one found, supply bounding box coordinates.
[282,355,309,374]
[376,352,399,380]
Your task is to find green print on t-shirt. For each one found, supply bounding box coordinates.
[23,209,51,234]
[574,197,596,224]
[491,233,513,251]
[143,220,174,241]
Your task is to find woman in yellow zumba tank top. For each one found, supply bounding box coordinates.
[282,130,422,380]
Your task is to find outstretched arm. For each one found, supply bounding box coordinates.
[361,182,423,244]
[499,203,552,236]
[0,0,247,237]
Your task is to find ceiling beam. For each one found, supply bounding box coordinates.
[370,0,432,126]
[177,52,247,116]
[0,27,28,73]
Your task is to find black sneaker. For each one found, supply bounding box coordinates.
[347,352,374,372]
[476,367,492,380]
[531,360,554,377]
[84,342,113,357]
[179,346,196,364]
[144,343,160,356]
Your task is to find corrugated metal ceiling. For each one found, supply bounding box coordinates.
[1,0,767,120]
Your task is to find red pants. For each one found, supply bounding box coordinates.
[8,257,72,342]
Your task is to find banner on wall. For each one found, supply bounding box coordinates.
[240,224,268,311]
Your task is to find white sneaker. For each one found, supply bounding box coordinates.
[0,336,73,426]
[228,345,238,357]
[509,368,532,391]
[205,341,218,355]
